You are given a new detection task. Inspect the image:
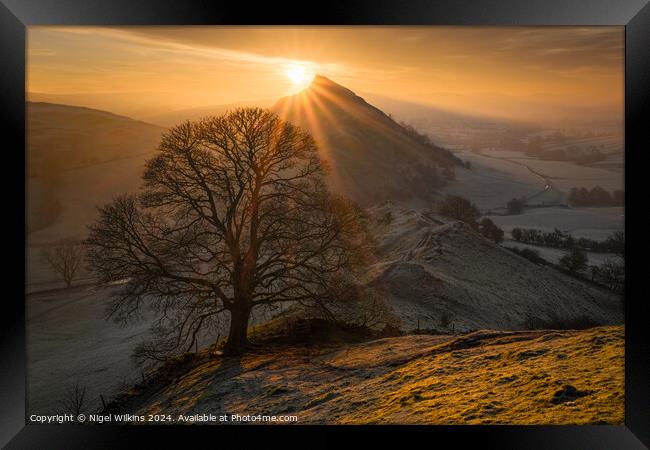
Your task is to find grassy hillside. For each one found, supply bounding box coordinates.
[27,102,164,238]
[27,102,163,177]
[273,75,461,205]
[106,325,623,425]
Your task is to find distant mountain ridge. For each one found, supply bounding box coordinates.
[142,98,276,127]
[273,75,461,205]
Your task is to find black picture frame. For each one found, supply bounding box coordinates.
[1,0,648,448]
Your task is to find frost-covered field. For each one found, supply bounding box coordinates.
[27,285,152,415]
[445,147,623,245]
[442,151,541,210]
[26,245,92,292]
[506,157,623,192]
[26,280,280,415]
[502,239,618,267]
[489,207,624,241]
[542,134,623,154]
[587,153,624,169]
[451,148,624,206]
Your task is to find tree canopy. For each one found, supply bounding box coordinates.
[85,108,370,356]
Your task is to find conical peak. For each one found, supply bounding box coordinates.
[306,74,358,98]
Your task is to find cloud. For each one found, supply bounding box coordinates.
[486,27,623,71]
[29,48,56,57]
[44,27,338,74]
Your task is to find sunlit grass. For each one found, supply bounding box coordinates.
[131,325,623,425]
[343,326,624,424]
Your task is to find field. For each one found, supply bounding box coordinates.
[443,149,541,210]
[489,206,624,241]
[541,134,623,155]
[506,157,623,193]
[27,285,152,415]
[502,240,617,267]
[444,142,623,211]
[26,284,282,415]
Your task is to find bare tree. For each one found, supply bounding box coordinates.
[60,382,86,415]
[41,239,84,288]
[606,231,625,260]
[85,108,370,356]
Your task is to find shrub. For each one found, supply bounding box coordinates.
[511,228,523,242]
[559,248,588,274]
[437,195,480,230]
[479,218,505,243]
[591,259,625,293]
[506,197,526,215]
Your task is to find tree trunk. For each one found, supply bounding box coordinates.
[223,305,251,355]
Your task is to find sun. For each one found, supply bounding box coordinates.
[285,64,313,88]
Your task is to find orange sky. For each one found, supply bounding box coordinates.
[27,26,624,125]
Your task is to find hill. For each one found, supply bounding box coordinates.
[142,99,275,127]
[273,75,461,205]
[27,102,164,239]
[104,325,623,424]
[364,203,622,332]
[27,102,163,177]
